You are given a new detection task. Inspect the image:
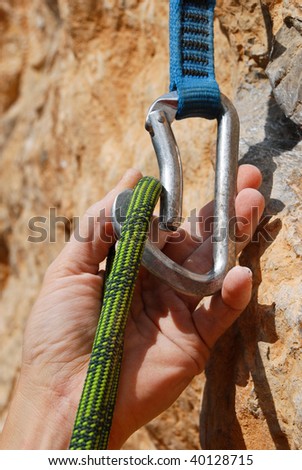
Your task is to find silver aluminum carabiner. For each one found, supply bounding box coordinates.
[112,91,239,297]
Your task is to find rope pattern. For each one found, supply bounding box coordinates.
[69,177,162,450]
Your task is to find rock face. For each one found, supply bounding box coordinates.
[0,0,301,450]
[266,10,302,126]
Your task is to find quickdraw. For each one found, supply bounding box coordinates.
[69,0,239,449]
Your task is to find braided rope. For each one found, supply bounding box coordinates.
[69,176,162,450]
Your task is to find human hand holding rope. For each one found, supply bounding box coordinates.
[0,165,264,450]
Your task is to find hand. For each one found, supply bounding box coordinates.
[0,165,264,449]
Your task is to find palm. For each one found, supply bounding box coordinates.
[23,263,204,425]
[129,269,207,377]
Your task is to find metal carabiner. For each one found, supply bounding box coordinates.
[112,91,239,297]
[145,92,182,232]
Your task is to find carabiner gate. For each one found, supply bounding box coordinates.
[112,91,239,297]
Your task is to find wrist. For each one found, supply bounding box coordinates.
[0,370,76,449]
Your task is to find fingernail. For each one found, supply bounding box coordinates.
[244,267,253,280]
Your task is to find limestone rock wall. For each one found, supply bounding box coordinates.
[0,0,301,449]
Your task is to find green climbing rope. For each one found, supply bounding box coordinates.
[69,176,162,450]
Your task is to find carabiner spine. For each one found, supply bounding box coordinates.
[213,94,239,276]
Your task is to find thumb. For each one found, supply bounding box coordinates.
[47,169,142,277]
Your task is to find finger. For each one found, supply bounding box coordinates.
[235,188,265,252]
[182,188,264,285]
[181,164,263,239]
[162,164,263,266]
[237,164,262,193]
[192,265,253,352]
[47,169,142,277]
[163,187,265,272]
[161,187,263,312]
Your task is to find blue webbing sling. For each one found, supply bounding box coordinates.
[169,0,221,120]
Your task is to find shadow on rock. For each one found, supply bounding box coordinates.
[200,94,301,450]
